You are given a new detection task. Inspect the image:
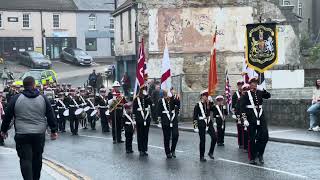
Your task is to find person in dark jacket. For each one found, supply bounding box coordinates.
[0,76,58,180]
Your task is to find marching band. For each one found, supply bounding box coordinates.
[0,76,270,165]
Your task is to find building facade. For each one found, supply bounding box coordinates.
[73,0,115,61]
[113,0,137,87]
[0,0,78,60]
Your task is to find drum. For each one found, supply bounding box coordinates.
[83,106,90,112]
[75,108,84,116]
[63,109,69,117]
[90,110,97,117]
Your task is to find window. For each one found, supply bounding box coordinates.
[22,13,31,28]
[53,14,60,28]
[128,9,132,41]
[109,17,114,31]
[120,13,123,41]
[282,0,290,6]
[110,37,115,56]
[86,38,97,51]
[298,3,302,16]
[0,13,2,28]
[89,14,96,30]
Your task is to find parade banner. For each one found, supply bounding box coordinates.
[208,28,218,96]
[246,23,278,73]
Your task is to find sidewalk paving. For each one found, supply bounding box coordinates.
[152,121,320,147]
[0,146,67,180]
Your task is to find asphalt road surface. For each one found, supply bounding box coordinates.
[20,124,317,180]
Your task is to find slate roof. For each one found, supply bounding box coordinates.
[0,0,77,11]
[112,0,133,16]
[73,0,115,11]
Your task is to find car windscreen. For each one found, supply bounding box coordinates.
[28,52,45,58]
[21,71,42,80]
[74,50,88,56]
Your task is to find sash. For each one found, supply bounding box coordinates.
[198,102,209,130]
[100,95,107,104]
[123,108,135,128]
[58,100,67,109]
[80,96,87,106]
[87,99,95,109]
[71,97,79,108]
[137,97,147,126]
[215,105,225,120]
[247,91,263,125]
[236,91,240,99]
[162,98,173,127]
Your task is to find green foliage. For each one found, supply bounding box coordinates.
[300,34,313,50]
[309,44,320,63]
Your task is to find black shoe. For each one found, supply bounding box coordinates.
[92,128,96,130]
[84,127,88,129]
[258,156,264,164]
[171,152,176,158]
[239,145,244,149]
[200,157,207,162]
[139,151,145,156]
[218,143,224,146]
[118,140,124,143]
[113,141,117,144]
[208,153,214,159]
[143,152,148,156]
[126,150,134,154]
[166,153,173,159]
[249,159,257,165]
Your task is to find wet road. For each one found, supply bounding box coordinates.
[35,124,319,180]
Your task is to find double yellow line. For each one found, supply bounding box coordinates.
[43,159,91,180]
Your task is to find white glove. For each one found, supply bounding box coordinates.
[157,123,162,128]
[244,120,249,127]
[223,105,227,109]
[194,128,199,133]
[213,122,217,127]
[257,85,264,91]
[232,115,237,119]
[208,96,213,102]
[112,96,116,100]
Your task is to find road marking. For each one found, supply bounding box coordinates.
[42,164,69,180]
[79,134,184,153]
[217,158,308,179]
[269,130,297,134]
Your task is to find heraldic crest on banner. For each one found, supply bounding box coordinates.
[246,23,278,73]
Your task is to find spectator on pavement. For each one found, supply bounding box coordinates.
[307,79,320,131]
[0,76,58,180]
[96,73,104,91]
[0,91,4,146]
[89,69,98,92]
[151,82,161,123]
[121,72,131,96]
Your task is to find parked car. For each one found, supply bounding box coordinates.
[13,69,57,86]
[60,48,93,66]
[17,51,52,69]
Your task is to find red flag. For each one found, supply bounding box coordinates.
[136,38,146,89]
[208,29,218,96]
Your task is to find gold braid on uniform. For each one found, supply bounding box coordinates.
[193,120,198,129]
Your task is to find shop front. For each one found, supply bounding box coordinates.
[45,37,76,60]
[0,37,34,60]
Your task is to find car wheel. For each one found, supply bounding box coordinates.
[60,55,64,61]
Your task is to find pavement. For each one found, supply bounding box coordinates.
[150,121,320,147]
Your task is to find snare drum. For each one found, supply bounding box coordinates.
[90,110,97,117]
[83,106,90,112]
[75,108,84,116]
[63,109,69,117]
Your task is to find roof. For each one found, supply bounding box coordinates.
[0,0,78,11]
[112,0,133,16]
[73,0,114,11]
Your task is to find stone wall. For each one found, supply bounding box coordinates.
[136,0,301,92]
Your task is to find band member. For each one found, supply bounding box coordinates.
[232,80,245,148]
[79,88,88,129]
[240,77,271,165]
[86,94,97,130]
[108,81,126,144]
[95,88,110,132]
[241,84,250,152]
[157,88,180,159]
[193,90,217,162]
[56,92,67,132]
[65,88,80,135]
[123,102,135,153]
[133,88,152,156]
[212,96,228,146]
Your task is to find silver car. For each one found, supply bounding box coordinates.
[60,48,93,66]
[18,51,52,69]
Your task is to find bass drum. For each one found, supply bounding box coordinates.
[63,109,69,117]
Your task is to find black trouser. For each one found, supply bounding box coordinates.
[0,136,4,145]
[136,122,149,152]
[14,134,45,180]
[151,104,158,123]
[100,109,110,132]
[87,111,96,130]
[243,126,249,150]
[216,118,225,144]
[58,115,66,132]
[236,114,243,147]
[248,120,269,161]
[111,109,122,142]
[69,114,79,135]
[125,125,134,151]
[198,123,217,158]
[162,124,179,155]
